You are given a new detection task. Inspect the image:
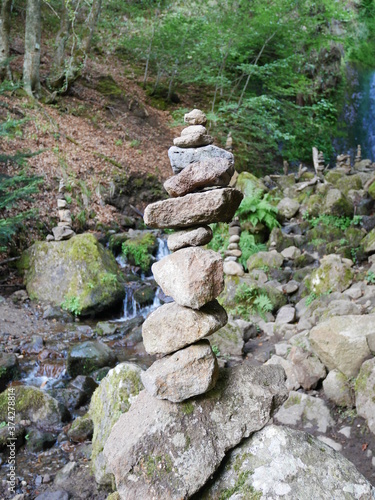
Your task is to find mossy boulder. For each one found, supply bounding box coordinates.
[247,250,283,271]
[368,180,375,200]
[67,413,94,442]
[324,169,345,185]
[305,254,353,295]
[362,228,375,253]
[0,386,65,431]
[67,341,117,378]
[19,233,125,316]
[207,321,244,357]
[355,358,375,435]
[0,353,19,392]
[322,188,354,217]
[89,362,143,486]
[235,172,267,196]
[121,231,158,272]
[336,174,363,195]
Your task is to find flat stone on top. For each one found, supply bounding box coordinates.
[142,300,227,355]
[144,188,243,229]
[152,247,224,309]
[164,158,234,197]
[168,145,234,174]
[184,109,207,125]
[141,340,219,402]
[173,133,213,148]
[167,226,213,252]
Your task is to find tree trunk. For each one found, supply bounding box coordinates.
[48,0,71,89]
[23,0,41,97]
[0,0,12,81]
[81,0,102,55]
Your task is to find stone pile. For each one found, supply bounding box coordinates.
[50,179,75,241]
[336,153,351,173]
[223,217,244,276]
[141,109,243,402]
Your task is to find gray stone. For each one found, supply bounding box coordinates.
[307,254,353,295]
[184,109,207,125]
[266,355,300,391]
[181,124,207,136]
[141,340,218,402]
[275,305,296,325]
[0,353,18,392]
[52,226,75,241]
[67,414,93,442]
[223,260,244,276]
[278,280,299,295]
[54,462,78,487]
[89,362,143,485]
[35,491,69,500]
[355,357,375,435]
[275,391,334,433]
[207,321,244,357]
[168,145,234,175]
[164,158,234,197]
[281,246,301,260]
[200,425,375,500]
[20,234,124,315]
[167,226,212,251]
[288,346,326,390]
[229,235,240,243]
[142,300,227,356]
[277,197,300,219]
[152,247,224,309]
[104,364,288,500]
[362,228,375,253]
[67,341,117,377]
[309,315,374,378]
[173,132,213,148]
[144,188,243,229]
[247,250,284,271]
[323,188,354,216]
[323,369,354,407]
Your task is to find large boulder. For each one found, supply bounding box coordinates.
[200,425,375,499]
[142,300,227,355]
[355,357,375,435]
[19,233,124,316]
[0,386,65,431]
[305,254,353,295]
[104,364,287,499]
[89,362,143,485]
[309,315,374,378]
[152,247,224,309]
[168,144,234,174]
[322,188,354,216]
[247,250,284,271]
[144,188,243,229]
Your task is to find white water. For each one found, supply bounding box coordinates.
[117,237,169,321]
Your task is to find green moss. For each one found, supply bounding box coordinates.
[219,471,262,500]
[122,232,156,271]
[180,401,194,415]
[368,181,375,200]
[324,170,344,185]
[284,394,302,409]
[142,454,173,478]
[96,75,122,97]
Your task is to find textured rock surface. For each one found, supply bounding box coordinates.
[277,197,300,219]
[309,315,373,377]
[307,254,353,295]
[323,369,355,408]
[144,188,243,229]
[355,358,375,435]
[207,321,244,357]
[141,340,219,402]
[89,362,143,485]
[247,250,284,271]
[184,109,207,125]
[20,233,124,315]
[200,425,375,500]
[173,132,213,148]
[167,226,213,251]
[152,247,224,309]
[164,158,234,197]
[67,341,117,377]
[104,363,287,500]
[168,145,234,174]
[142,300,227,355]
[223,260,245,276]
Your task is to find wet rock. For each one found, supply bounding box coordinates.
[0,353,19,392]
[67,341,117,377]
[58,375,98,411]
[305,254,353,295]
[104,364,287,499]
[25,428,56,452]
[167,226,213,251]
[19,233,125,316]
[67,414,93,442]
[323,369,355,407]
[275,391,334,433]
[89,362,143,486]
[0,386,65,431]
[142,300,227,356]
[152,247,224,309]
[141,340,219,402]
[144,188,243,229]
[277,197,300,219]
[133,283,156,306]
[164,158,234,197]
[309,315,373,378]
[200,425,375,500]
[207,321,244,357]
[355,358,375,435]
[168,145,234,175]
[95,321,118,336]
[247,250,284,271]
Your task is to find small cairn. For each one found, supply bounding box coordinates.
[224,217,244,276]
[49,179,75,241]
[141,109,243,403]
[336,153,351,174]
[355,144,362,164]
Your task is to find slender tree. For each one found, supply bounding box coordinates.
[0,0,12,80]
[23,0,41,97]
[49,0,72,89]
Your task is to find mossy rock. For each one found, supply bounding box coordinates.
[95,75,122,97]
[235,172,267,196]
[20,233,125,316]
[336,174,363,195]
[207,322,244,357]
[368,181,375,200]
[322,188,354,217]
[67,341,117,378]
[0,354,19,392]
[324,170,345,185]
[0,386,64,431]
[247,251,283,271]
[133,283,156,306]
[89,362,143,486]
[275,174,295,193]
[362,228,375,253]
[67,413,94,442]
[305,194,322,217]
[121,231,157,272]
[304,254,353,295]
[25,428,56,452]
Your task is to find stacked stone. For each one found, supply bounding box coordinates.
[140,109,243,403]
[355,145,362,165]
[336,154,351,173]
[51,179,75,241]
[223,218,244,276]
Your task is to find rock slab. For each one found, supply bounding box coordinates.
[142,300,227,355]
[104,364,287,500]
[152,247,224,309]
[144,188,243,229]
[141,340,219,402]
[168,145,234,174]
[167,226,213,252]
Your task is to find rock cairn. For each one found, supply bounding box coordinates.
[141,109,243,402]
[50,179,75,241]
[224,217,244,276]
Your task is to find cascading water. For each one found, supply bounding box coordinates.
[117,237,170,321]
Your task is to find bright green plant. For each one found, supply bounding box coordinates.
[122,233,156,271]
[234,283,273,320]
[61,296,82,316]
[236,189,279,231]
[207,223,229,255]
[303,213,362,231]
[100,273,118,286]
[239,231,267,269]
[366,270,375,284]
[211,345,221,357]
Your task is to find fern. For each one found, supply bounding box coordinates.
[234,283,274,320]
[239,230,267,269]
[236,188,280,231]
